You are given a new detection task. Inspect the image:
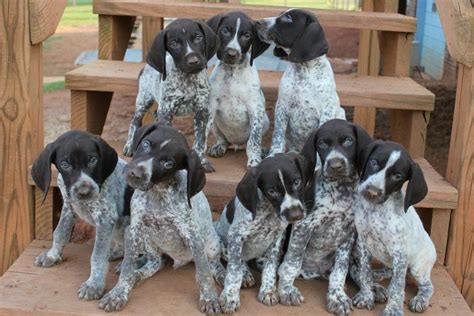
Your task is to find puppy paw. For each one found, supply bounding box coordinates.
[247,158,260,169]
[258,287,279,306]
[409,295,429,313]
[279,285,304,306]
[199,292,221,314]
[78,280,104,300]
[34,250,61,268]
[213,271,226,288]
[352,290,374,310]
[260,147,270,159]
[383,304,404,316]
[373,283,388,303]
[207,144,227,158]
[123,142,134,157]
[241,269,256,288]
[202,159,215,173]
[219,291,240,314]
[98,287,129,312]
[327,290,353,315]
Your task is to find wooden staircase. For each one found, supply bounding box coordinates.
[13,0,468,314]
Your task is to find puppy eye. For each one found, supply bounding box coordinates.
[241,32,251,40]
[267,188,279,197]
[282,14,292,23]
[293,179,302,189]
[163,160,175,169]
[318,141,329,149]
[221,28,231,36]
[343,137,353,147]
[369,159,378,170]
[169,40,180,49]
[142,140,152,153]
[88,156,98,168]
[60,161,71,171]
[194,33,203,43]
[391,173,403,181]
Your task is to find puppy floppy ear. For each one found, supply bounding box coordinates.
[93,136,118,185]
[300,129,318,177]
[146,29,168,80]
[236,167,260,219]
[291,152,315,209]
[206,13,223,34]
[132,123,159,154]
[357,140,381,179]
[289,20,328,63]
[185,149,206,208]
[352,122,374,163]
[250,22,270,66]
[273,46,288,59]
[197,21,218,61]
[31,142,57,203]
[404,161,428,212]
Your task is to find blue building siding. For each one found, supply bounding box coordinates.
[415,0,446,79]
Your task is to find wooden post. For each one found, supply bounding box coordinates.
[436,0,474,308]
[0,0,65,275]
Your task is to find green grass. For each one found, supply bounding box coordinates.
[43,81,65,92]
[240,0,358,10]
[60,2,96,28]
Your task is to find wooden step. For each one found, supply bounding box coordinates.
[65,60,435,112]
[27,142,458,210]
[93,0,417,33]
[0,240,470,315]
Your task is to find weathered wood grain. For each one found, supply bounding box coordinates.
[28,0,67,44]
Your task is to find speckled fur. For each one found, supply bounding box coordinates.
[353,161,436,315]
[278,171,358,315]
[123,60,213,169]
[208,55,269,168]
[34,159,130,300]
[98,170,224,314]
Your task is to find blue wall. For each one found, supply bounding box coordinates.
[415,0,446,79]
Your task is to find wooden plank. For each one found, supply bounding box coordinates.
[65,60,435,111]
[28,0,67,44]
[34,188,53,241]
[92,0,417,32]
[0,240,470,315]
[98,15,136,60]
[390,110,430,159]
[0,0,42,275]
[431,208,452,265]
[70,90,113,135]
[142,16,164,62]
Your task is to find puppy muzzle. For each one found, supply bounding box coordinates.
[281,206,306,223]
[181,53,206,73]
[123,164,153,191]
[255,19,274,44]
[361,185,386,204]
[71,181,99,201]
[222,48,242,64]
[324,158,350,179]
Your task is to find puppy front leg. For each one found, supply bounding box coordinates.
[193,103,215,172]
[269,100,289,155]
[326,232,355,315]
[35,203,77,267]
[78,219,115,300]
[220,233,245,313]
[352,237,376,310]
[258,232,284,306]
[246,99,266,168]
[384,251,408,316]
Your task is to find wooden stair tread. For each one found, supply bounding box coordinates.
[65,60,435,111]
[27,142,458,210]
[93,0,417,33]
[0,240,470,315]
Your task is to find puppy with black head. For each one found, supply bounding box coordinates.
[205,11,270,168]
[255,9,345,155]
[31,131,131,300]
[123,18,218,172]
[351,141,435,315]
[99,124,225,314]
[277,119,372,315]
[214,153,310,312]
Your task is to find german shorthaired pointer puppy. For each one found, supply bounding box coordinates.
[123,19,218,172]
[352,141,435,315]
[277,119,372,316]
[214,153,311,313]
[256,9,345,155]
[206,11,270,168]
[99,124,224,314]
[31,130,131,301]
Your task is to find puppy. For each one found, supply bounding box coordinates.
[352,141,435,315]
[31,130,131,300]
[214,153,310,313]
[206,11,270,168]
[256,9,345,154]
[277,119,372,316]
[99,124,224,314]
[123,19,218,172]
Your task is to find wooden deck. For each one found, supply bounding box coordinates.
[0,240,471,315]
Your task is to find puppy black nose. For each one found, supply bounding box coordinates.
[226,49,239,57]
[366,185,382,198]
[285,207,305,223]
[187,55,200,65]
[127,167,145,181]
[75,183,93,199]
[328,158,345,171]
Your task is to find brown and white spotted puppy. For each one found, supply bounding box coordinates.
[206,11,270,168]
[277,119,373,316]
[99,124,225,314]
[214,153,311,313]
[123,19,218,172]
[31,130,131,301]
[352,141,435,316]
[255,9,345,155]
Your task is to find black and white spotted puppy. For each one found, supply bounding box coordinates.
[352,141,435,315]
[206,11,270,168]
[123,19,218,172]
[99,124,224,314]
[256,9,345,155]
[277,119,372,316]
[31,130,131,301]
[214,153,311,313]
